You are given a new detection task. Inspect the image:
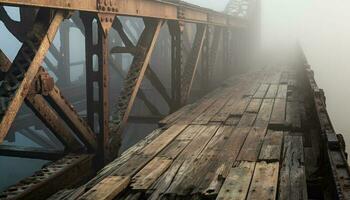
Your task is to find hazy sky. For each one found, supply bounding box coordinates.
[186,0,350,148]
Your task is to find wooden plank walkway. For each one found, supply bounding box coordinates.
[50,68,310,200]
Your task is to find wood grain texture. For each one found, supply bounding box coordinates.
[279,136,307,200]
[216,162,256,200]
[131,157,172,190]
[258,130,283,161]
[246,162,279,200]
[79,176,130,200]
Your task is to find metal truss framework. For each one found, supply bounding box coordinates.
[0,0,260,199]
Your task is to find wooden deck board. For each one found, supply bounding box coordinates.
[54,69,313,200]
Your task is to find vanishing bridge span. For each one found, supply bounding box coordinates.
[0,0,349,199]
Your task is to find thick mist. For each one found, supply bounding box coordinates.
[189,0,350,152]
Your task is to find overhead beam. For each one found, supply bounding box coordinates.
[0,0,246,28]
[0,144,64,160]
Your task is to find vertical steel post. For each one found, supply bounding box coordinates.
[57,21,71,86]
[81,13,110,163]
[169,21,183,112]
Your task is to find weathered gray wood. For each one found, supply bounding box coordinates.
[216,162,255,200]
[279,136,307,200]
[276,84,288,99]
[253,84,269,98]
[131,157,172,190]
[247,162,279,200]
[265,84,278,99]
[237,127,267,162]
[269,98,286,129]
[258,130,283,161]
[254,99,274,128]
[246,99,263,113]
[286,101,302,130]
[231,96,251,116]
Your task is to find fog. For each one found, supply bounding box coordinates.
[1,0,350,191]
[189,0,350,152]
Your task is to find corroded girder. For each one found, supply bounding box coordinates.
[0,0,246,28]
[0,10,65,143]
[0,154,94,200]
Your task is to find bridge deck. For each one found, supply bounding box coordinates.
[50,66,314,200]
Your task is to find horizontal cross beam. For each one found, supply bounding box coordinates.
[0,0,246,28]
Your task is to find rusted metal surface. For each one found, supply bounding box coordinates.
[0,144,64,160]
[0,9,65,143]
[110,19,163,156]
[0,154,94,200]
[0,0,246,27]
[180,24,207,104]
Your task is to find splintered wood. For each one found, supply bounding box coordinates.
[54,69,309,200]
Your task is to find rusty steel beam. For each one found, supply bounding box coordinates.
[0,49,83,152]
[111,19,163,142]
[0,0,246,28]
[0,144,64,160]
[0,10,65,143]
[109,57,162,117]
[0,154,94,200]
[25,94,83,152]
[112,18,172,109]
[81,12,112,161]
[180,24,207,104]
[45,86,97,151]
[168,21,183,112]
[169,21,183,111]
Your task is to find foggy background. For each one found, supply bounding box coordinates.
[191,0,350,152]
[1,0,350,191]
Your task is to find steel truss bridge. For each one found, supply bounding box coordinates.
[0,0,349,199]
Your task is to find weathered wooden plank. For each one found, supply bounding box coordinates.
[258,130,283,161]
[276,84,288,99]
[269,98,286,129]
[286,101,302,131]
[148,162,183,200]
[253,84,269,99]
[254,99,274,128]
[231,96,251,116]
[141,124,187,156]
[176,97,217,124]
[279,136,307,200]
[192,88,234,124]
[175,124,207,141]
[246,99,263,113]
[78,176,130,200]
[216,162,255,200]
[236,127,267,162]
[158,104,193,126]
[236,113,257,128]
[265,84,278,99]
[246,162,279,200]
[225,115,241,126]
[114,125,187,176]
[131,157,172,190]
[165,125,220,195]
